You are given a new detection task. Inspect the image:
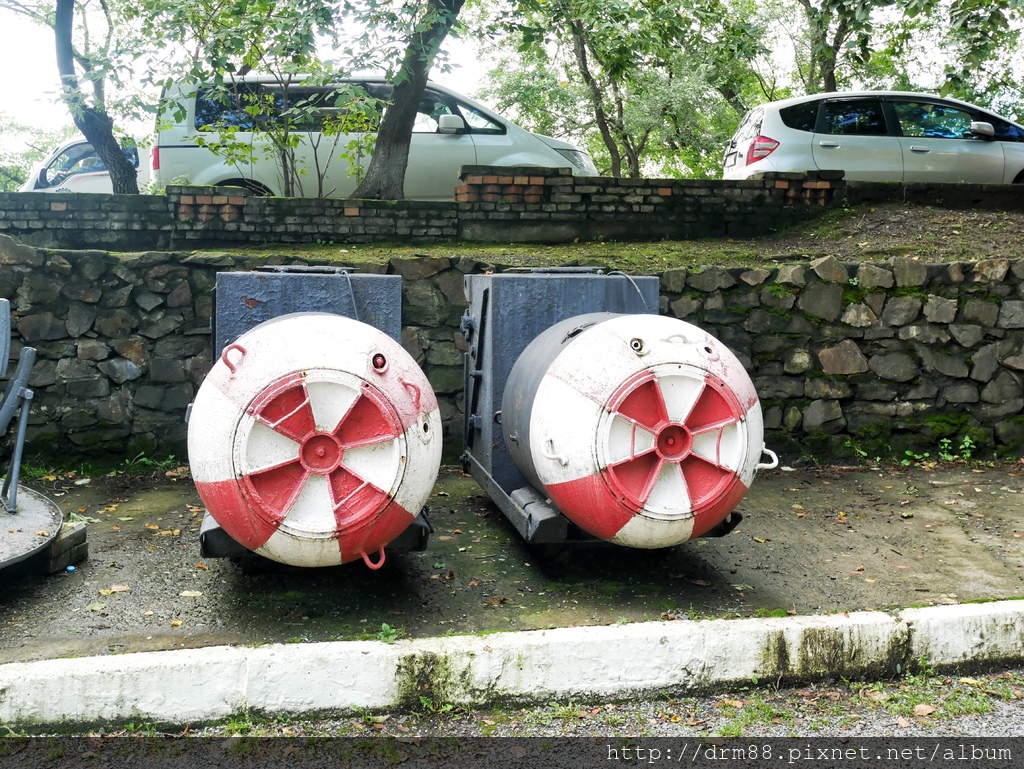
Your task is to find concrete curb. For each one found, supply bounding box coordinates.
[3,601,1024,728]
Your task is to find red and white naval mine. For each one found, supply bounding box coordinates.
[502,313,777,548]
[188,313,442,568]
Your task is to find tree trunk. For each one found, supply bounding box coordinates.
[54,0,138,194]
[350,0,466,200]
[570,24,623,177]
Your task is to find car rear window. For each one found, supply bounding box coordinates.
[780,102,818,132]
[731,108,763,144]
[821,99,888,136]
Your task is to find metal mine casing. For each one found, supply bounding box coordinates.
[502,313,769,549]
[188,313,442,568]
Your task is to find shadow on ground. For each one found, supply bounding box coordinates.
[3,462,1024,664]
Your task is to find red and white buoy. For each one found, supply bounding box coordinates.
[502,313,776,548]
[188,313,442,568]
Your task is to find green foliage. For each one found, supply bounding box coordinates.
[473,0,771,179]
[377,622,401,643]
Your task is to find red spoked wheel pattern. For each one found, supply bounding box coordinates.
[202,368,414,566]
[239,371,404,533]
[600,367,747,523]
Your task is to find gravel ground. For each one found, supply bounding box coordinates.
[175,666,1024,738]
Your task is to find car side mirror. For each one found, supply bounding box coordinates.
[438,114,467,134]
[970,121,995,139]
[37,168,49,188]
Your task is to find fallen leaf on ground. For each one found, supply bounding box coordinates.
[144,523,160,530]
[180,590,203,597]
[913,704,937,716]
[86,602,106,611]
[170,620,182,627]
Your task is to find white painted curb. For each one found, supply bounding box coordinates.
[3,600,1024,727]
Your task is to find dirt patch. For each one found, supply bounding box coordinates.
[749,203,1024,264]
[3,460,1024,665]
[237,202,1024,272]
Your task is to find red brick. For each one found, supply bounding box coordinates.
[482,175,499,184]
[212,195,229,205]
[50,202,67,212]
[228,196,246,206]
[774,180,790,189]
[513,176,530,185]
[529,176,545,185]
[344,207,361,217]
[463,175,485,185]
[195,195,213,204]
[657,187,673,196]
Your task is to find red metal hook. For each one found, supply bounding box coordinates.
[360,547,386,570]
[222,343,247,377]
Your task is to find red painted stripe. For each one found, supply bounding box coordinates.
[338,502,416,564]
[546,468,750,545]
[545,473,636,541]
[194,478,282,550]
[690,478,749,538]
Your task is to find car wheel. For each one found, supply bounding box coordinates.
[219,178,274,196]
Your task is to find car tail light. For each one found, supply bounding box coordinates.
[151,147,160,171]
[747,135,779,165]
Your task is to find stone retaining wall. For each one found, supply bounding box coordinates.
[2,235,1023,465]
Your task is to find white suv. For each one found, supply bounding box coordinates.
[723,91,1024,184]
[152,75,598,199]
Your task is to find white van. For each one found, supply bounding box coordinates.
[20,138,145,194]
[152,75,598,199]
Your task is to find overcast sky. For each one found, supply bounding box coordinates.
[1,15,71,145]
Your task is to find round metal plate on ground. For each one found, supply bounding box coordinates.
[0,486,64,570]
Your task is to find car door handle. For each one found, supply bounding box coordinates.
[909,146,930,153]
[818,141,841,148]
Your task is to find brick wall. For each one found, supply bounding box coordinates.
[4,170,1022,251]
